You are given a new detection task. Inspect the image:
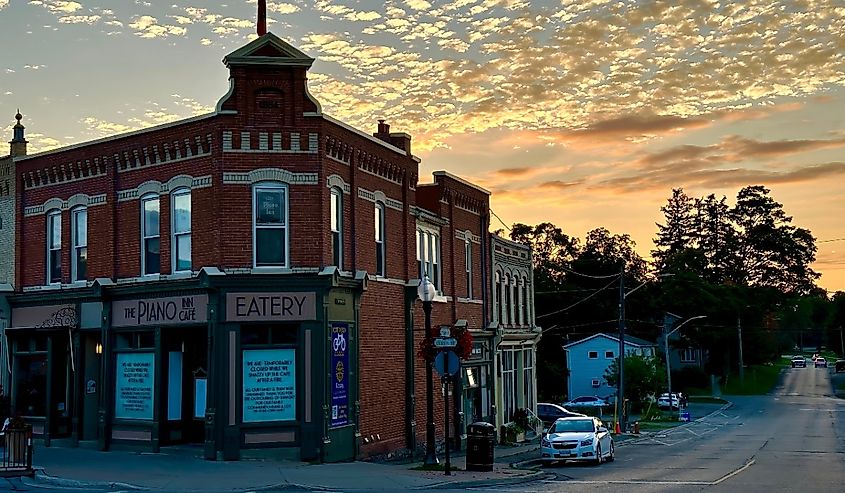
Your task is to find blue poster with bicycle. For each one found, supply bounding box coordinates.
[330,323,350,428]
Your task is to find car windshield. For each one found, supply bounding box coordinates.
[575,397,594,402]
[552,420,595,433]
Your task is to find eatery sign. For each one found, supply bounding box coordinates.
[226,292,317,322]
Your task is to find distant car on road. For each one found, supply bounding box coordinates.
[814,357,828,368]
[791,356,806,368]
[563,396,609,408]
[836,360,845,373]
[540,416,614,465]
[657,393,680,410]
[537,403,586,429]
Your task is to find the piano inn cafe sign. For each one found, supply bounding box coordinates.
[112,295,208,328]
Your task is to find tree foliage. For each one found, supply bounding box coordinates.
[604,354,665,405]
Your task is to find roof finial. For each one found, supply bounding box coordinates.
[257,0,267,36]
[15,109,22,123]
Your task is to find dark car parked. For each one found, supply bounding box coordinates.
[835,360,845,373]
[537,403,586,429]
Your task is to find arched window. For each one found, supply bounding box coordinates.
[253,182,288,267]
[504,274,512,326]
[495,271,503,324]
[171,188,191,272]
[46,209,62,284]
[71,207,87,282]
[374,202,385,276]
[330,188,342,269]
[465,239,472,298]
[141,194,160,275]
[522,276,530,325]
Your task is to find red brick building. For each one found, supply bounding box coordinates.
[2,30,497,461]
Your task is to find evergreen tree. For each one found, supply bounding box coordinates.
[652,188,697,271]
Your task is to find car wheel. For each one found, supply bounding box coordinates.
[606,442,615,462]
[594,444,603,466]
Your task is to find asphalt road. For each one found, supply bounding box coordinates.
[476,364,845,493]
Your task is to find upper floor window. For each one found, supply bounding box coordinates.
[253,183,287,267]
[141,195,160,275]
[588,351,598,359]
[605,351,614,359]
[330,188,342,269]
[495,271,503,323]
[522,277,530,325]
[681,348,696,363]
[504,275,512,325]
[71,207,87,282]
[172,189,191,272]
[374,202,385,276]
[417,228,441,290]
[46,209,62,284]
[465,240,472,298]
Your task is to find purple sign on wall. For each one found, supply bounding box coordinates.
[330,323,350,428]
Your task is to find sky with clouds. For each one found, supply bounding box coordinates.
[1,0,843,293]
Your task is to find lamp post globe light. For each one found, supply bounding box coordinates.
[417,276,439,466]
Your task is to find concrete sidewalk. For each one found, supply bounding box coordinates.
[19,401,729,492]
[23,441,544,492]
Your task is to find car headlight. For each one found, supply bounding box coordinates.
[580,438,593,446]
[541,438,551,447]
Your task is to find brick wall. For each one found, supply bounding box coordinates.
[0,156,14,285]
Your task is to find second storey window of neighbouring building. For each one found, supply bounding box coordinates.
[172,189,191,272]
[71,207,87,282]
[254,183,287,268]
[374,202,385,276]
[141,195,160,276]
[46,209,61,284]
[417,227,441,291]
[331,188,342,269]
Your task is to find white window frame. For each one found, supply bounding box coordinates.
[46,209,62,285]
[680,348,697,363]
[494,271,503,324]
[501,348,517,422]
[141,194,160,276]
[330,187,342,270]
[522,276,529,326]
[605,350,614,359]
[523,349,535,412]
[253,182,289,268]
[417,225,441,292]
[374,202,386,276]
[591,379,601,388]
[504,275,512,326]
[465,240,472,299]
[71,207,87,283]
[588,351,598,359]
[171,188,191,273]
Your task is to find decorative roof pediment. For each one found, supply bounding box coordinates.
[223,32,314,69]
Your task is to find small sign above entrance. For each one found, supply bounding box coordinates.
[434,338,457,348]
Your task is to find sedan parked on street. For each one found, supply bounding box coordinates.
[541,417,615,465]
[563,396,609,408]
[537,403,586,429]
[835,360,845,373]
[814,357,828,368]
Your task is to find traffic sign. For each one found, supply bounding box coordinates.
[434,350,460,377]
[434,338,457,348]
[439,327,451,337]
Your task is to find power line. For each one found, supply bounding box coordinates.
[536,276,619,320]
[490,209,511,232]
[542,319,618,335]
[562,267,622,280]
[819,237,845,243]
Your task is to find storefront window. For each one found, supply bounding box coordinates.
[240,325,297,346]
[16,353,47,416]
[242,348,296,422]
[115,331,155,350]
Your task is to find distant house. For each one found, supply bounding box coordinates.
[563,333,657,401]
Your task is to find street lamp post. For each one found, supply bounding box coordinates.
[418,276,439,466]
[618,271,673,433]
[664,315,707,415]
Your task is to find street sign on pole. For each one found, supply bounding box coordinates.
[439,327,451,337]
[434,351,460,377]
[434,338,457,348]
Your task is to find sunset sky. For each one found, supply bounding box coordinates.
[1,0,842,293]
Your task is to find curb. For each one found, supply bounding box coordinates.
[419,469,550,490]
[27,468,147,491]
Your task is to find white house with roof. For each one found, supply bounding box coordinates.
[563,333,657,401]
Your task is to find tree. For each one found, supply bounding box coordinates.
[509,222,579,291]
[695,194,738,284]
[604,354,665,407]
[730,186,819,293]
[653,188,697,271]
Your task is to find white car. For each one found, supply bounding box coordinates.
[541,417,615,465]
[563,396,609,408]
[815,357,828,368]
[657,393,680,410]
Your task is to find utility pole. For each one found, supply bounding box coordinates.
[737,314,744,386]
[839,326,843,357]
[617,265,625,433]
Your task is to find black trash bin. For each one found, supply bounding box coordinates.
[466,421,495,471]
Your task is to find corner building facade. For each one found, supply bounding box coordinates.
[5,34,493,462]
